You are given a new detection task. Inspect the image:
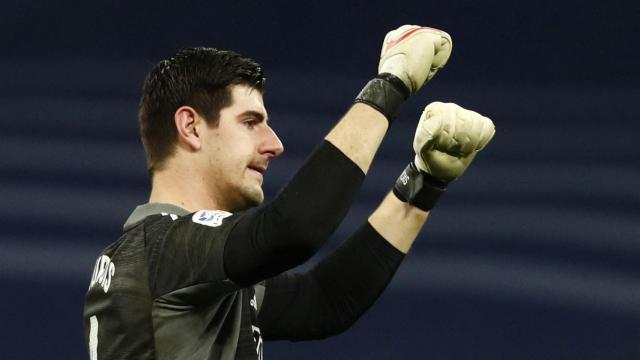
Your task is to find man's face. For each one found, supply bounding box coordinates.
[199,84,284,211]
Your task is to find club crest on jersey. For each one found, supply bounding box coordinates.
[192,210,232,227]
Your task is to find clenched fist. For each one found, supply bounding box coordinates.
[413,102,495,183]
[355,25,453,122]
[379,25,453,94]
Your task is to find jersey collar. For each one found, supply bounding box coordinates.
[123,203,190,231]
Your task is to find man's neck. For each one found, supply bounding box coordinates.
[149,169,222,212]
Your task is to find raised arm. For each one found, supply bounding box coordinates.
[223,26,454,286]
[257,102,495,340]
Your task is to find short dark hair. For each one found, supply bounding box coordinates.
[138,47,265,173]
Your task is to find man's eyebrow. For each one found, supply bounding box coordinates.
[237,110,269,123]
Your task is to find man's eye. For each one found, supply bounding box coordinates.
[243,119,258,128]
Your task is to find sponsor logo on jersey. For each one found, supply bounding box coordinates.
[192,210,233,227]
[89,255,116,293]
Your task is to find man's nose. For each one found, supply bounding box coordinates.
[260,125,284,158]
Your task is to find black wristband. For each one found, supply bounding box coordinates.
[354,73,410,122]
[392,162,447,211]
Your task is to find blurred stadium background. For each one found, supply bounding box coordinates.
[1,1,639,359]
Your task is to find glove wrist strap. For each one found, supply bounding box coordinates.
[392,162,447,211]
[354,73,410,122]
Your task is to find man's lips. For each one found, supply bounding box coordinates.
[248,164,267,174]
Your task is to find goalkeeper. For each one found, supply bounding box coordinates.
[83,25,495,359]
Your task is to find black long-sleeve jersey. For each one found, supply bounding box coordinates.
[84,204,265,360]
[83,142,406,359]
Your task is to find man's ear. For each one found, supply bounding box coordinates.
[174,106,202,150]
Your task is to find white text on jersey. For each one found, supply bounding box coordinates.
[89,255,116,293]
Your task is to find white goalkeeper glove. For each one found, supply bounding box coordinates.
[379,25,453,94]
[413,102,495,183]
[355,25,453,122]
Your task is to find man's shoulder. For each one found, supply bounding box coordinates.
[156,209,246,249]
[128,205,245,233]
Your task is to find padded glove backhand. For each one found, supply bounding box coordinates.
[413,102,495,183]
[379,25,453,94]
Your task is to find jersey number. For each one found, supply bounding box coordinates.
[89,316,99,360]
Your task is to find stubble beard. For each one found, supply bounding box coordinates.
[241,183,264,209]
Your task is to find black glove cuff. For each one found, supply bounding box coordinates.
[392,162,447,211]
[354,73,410,123]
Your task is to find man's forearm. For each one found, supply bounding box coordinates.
[369,191,430,253]
[325,103,389,174]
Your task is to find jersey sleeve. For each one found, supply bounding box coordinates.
[257,221,405,340]
[222,140,366,286]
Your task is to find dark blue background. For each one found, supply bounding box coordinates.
[1,1,639,359]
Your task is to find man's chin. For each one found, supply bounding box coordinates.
[246,194,263,208]
[235,188,264,210]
